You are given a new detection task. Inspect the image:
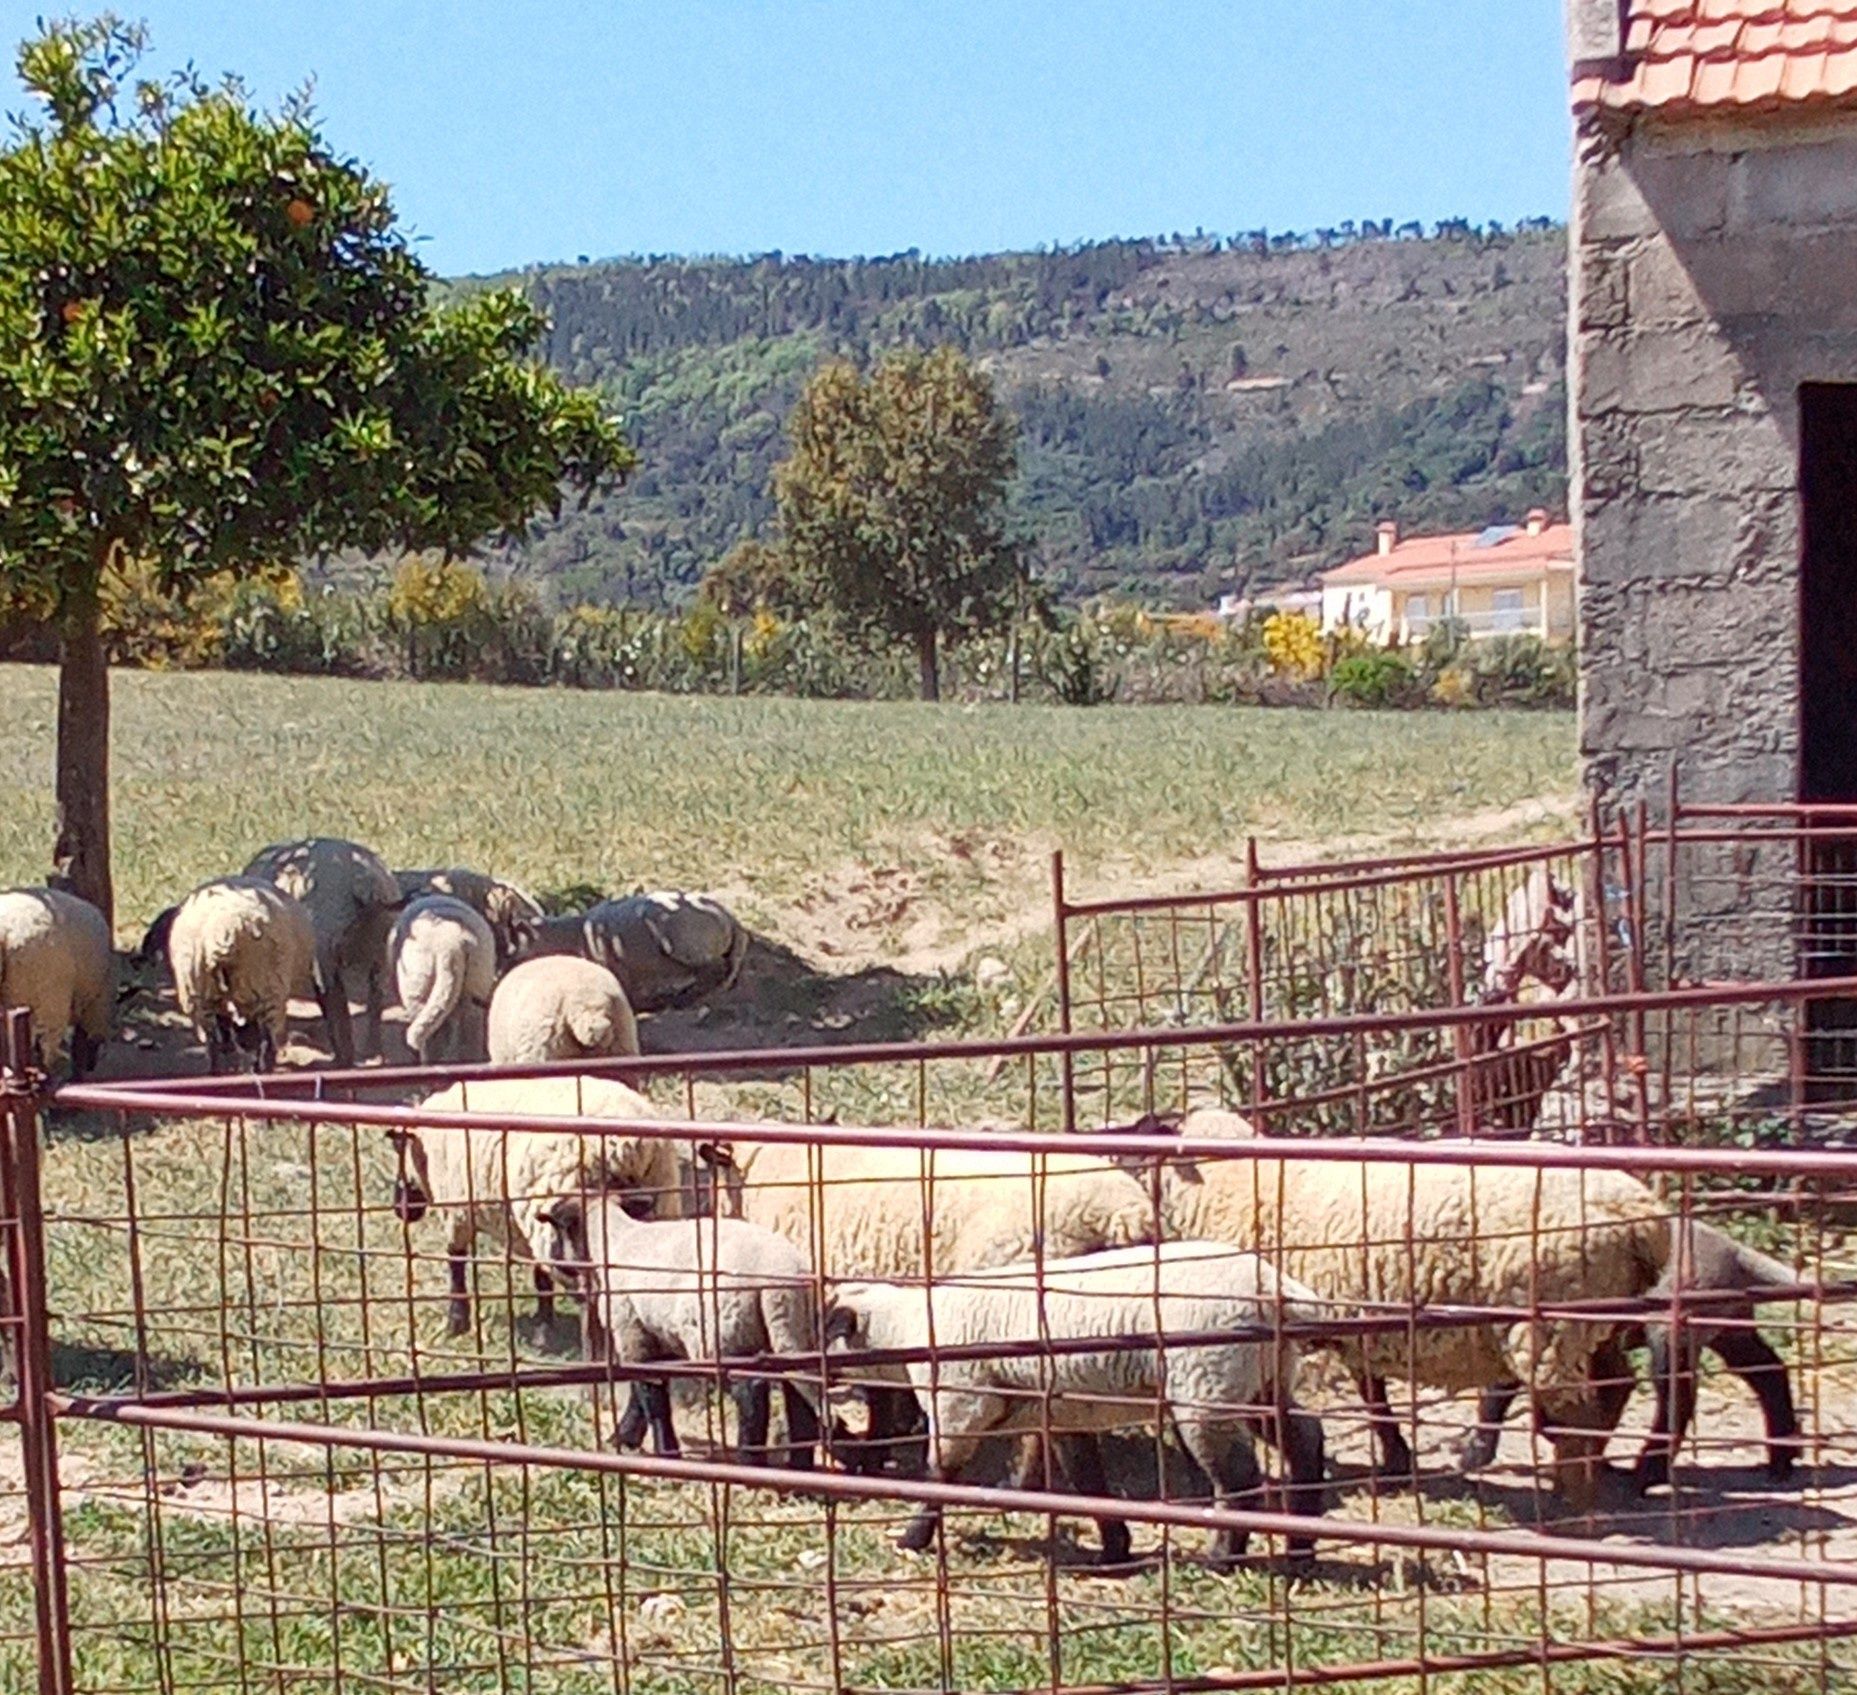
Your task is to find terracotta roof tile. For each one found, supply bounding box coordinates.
[1321,524,1574,588]
[1577,2,1857,117]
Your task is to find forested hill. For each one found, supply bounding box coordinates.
[464,225,1569,609]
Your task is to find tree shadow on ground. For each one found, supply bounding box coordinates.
[48,929,973,1131]
[634,933,976,1063]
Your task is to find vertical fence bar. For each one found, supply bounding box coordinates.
[2,1010,74,1695]
[1244,837,1267,1119]
[1442,871,1475,1137]
[1051,850,1077,1133]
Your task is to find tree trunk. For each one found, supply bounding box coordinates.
[52,557,113,928]
[916,628,940,703]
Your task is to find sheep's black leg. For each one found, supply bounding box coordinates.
[734,1378,772,1465]
[781,1385,820,1471]
[1278,1403,1328,1563]
[1711,1325,1803,1481]
[446,1251,471,1336]
[363,965,383,1061]
[1458,1381,1522,1473]
[532,1263,556,1327]
[208,1013,234,1076]
[614,1386,650,1451]
[1359,1375,1415,1479]
[70,1029,101,1080]
[866,1386,927,1475]
[1199,1433,1264,1574]
[253,1025,276,1075]
[318,980,356,1069]
[1056,1433,1130,1566]
[1635,1326,1698,1493]
[631,1378,680,1458]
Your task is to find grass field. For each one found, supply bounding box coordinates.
[0,667,1578,958]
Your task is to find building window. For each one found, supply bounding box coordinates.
[1406,593,1429,629]
[1492,587,1526,631]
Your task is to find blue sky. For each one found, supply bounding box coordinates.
[9,2,1573,275]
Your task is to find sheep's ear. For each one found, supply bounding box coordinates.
[541,1194,586,1238]
[695,1139,736,1168]
[821,1302,861,1347]
[384,1127,411,1150]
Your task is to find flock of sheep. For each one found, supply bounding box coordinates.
[389,1079,1807,1570]
[0,833,747,1079]
[0,842,1813,1572]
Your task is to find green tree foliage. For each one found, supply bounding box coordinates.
[698,536,802,617]
[0,17,633,919]
[774,347,1022,701]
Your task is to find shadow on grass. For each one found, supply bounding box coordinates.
[637,933,980,1064]
[50,1339,201,1396]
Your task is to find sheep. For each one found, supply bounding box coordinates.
[245,838,403,1066]
[541,1190,827,1468]
[0,887,115,1076]
[394,868,542,969]
[690,1134,1165,1474]
[385,1074,680,1336]
[1457,1219,1804,1491]
[1099,1107,1671,1510]
[391,895,497,1065]
[519,892,748,1012]
[166,877,316,1074]
[824,1241,1328,1568]
[486,956,640,1065]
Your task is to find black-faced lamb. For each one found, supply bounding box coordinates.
[519,892,748,1012]
[542,1191,827,1468]
[386,1074,680,1334]
[1101,1107,1671,1510]
[166,876,316,1073]
[245,837,403,1066]
[392,895,497,1064]
[824,1241,1328,1568]
[0,886,115,1076]
[394,867,542,969]
[1457,1219,1804,1490]
[486,956,640,1064]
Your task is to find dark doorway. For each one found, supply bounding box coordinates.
[1798,384,1857,1090]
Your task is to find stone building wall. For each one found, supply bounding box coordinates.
[1572,111,1857,983]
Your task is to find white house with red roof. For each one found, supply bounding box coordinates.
[1318,510,1575,645]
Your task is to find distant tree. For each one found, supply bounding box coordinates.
[775,346,1021,701]
[698,537,802,617]
[0,17,633,920]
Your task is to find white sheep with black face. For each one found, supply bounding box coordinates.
[393,867,542,970]
[1101,1107,1672,1511]
[0,886,115,1076]
[518,892,748,1013]
[825,1241,1329,1569]
[244,837,403,1066]
[486,956,640,1065]
[391,894,496,1064]
[165,876,315,1074]
[386,1074,679,1336]
[541,1190,829,1470]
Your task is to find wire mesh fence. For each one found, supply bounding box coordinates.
[1,974,1852,1694]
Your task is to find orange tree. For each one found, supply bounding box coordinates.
[0,17,632,921]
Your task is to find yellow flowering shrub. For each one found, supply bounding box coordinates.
[1262,610,1324,679]
[387,555,490,626]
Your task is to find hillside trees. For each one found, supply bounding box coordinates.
[774,347,1022,701]
[0,16,632,922]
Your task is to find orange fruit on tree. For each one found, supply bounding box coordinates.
[60,300,84,324]
[285,197,314,228]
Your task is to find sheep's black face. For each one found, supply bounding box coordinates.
[393,1177,429,1224]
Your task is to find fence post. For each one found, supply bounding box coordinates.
[2,1009,74,1695]
[1050,851,1077,1133]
